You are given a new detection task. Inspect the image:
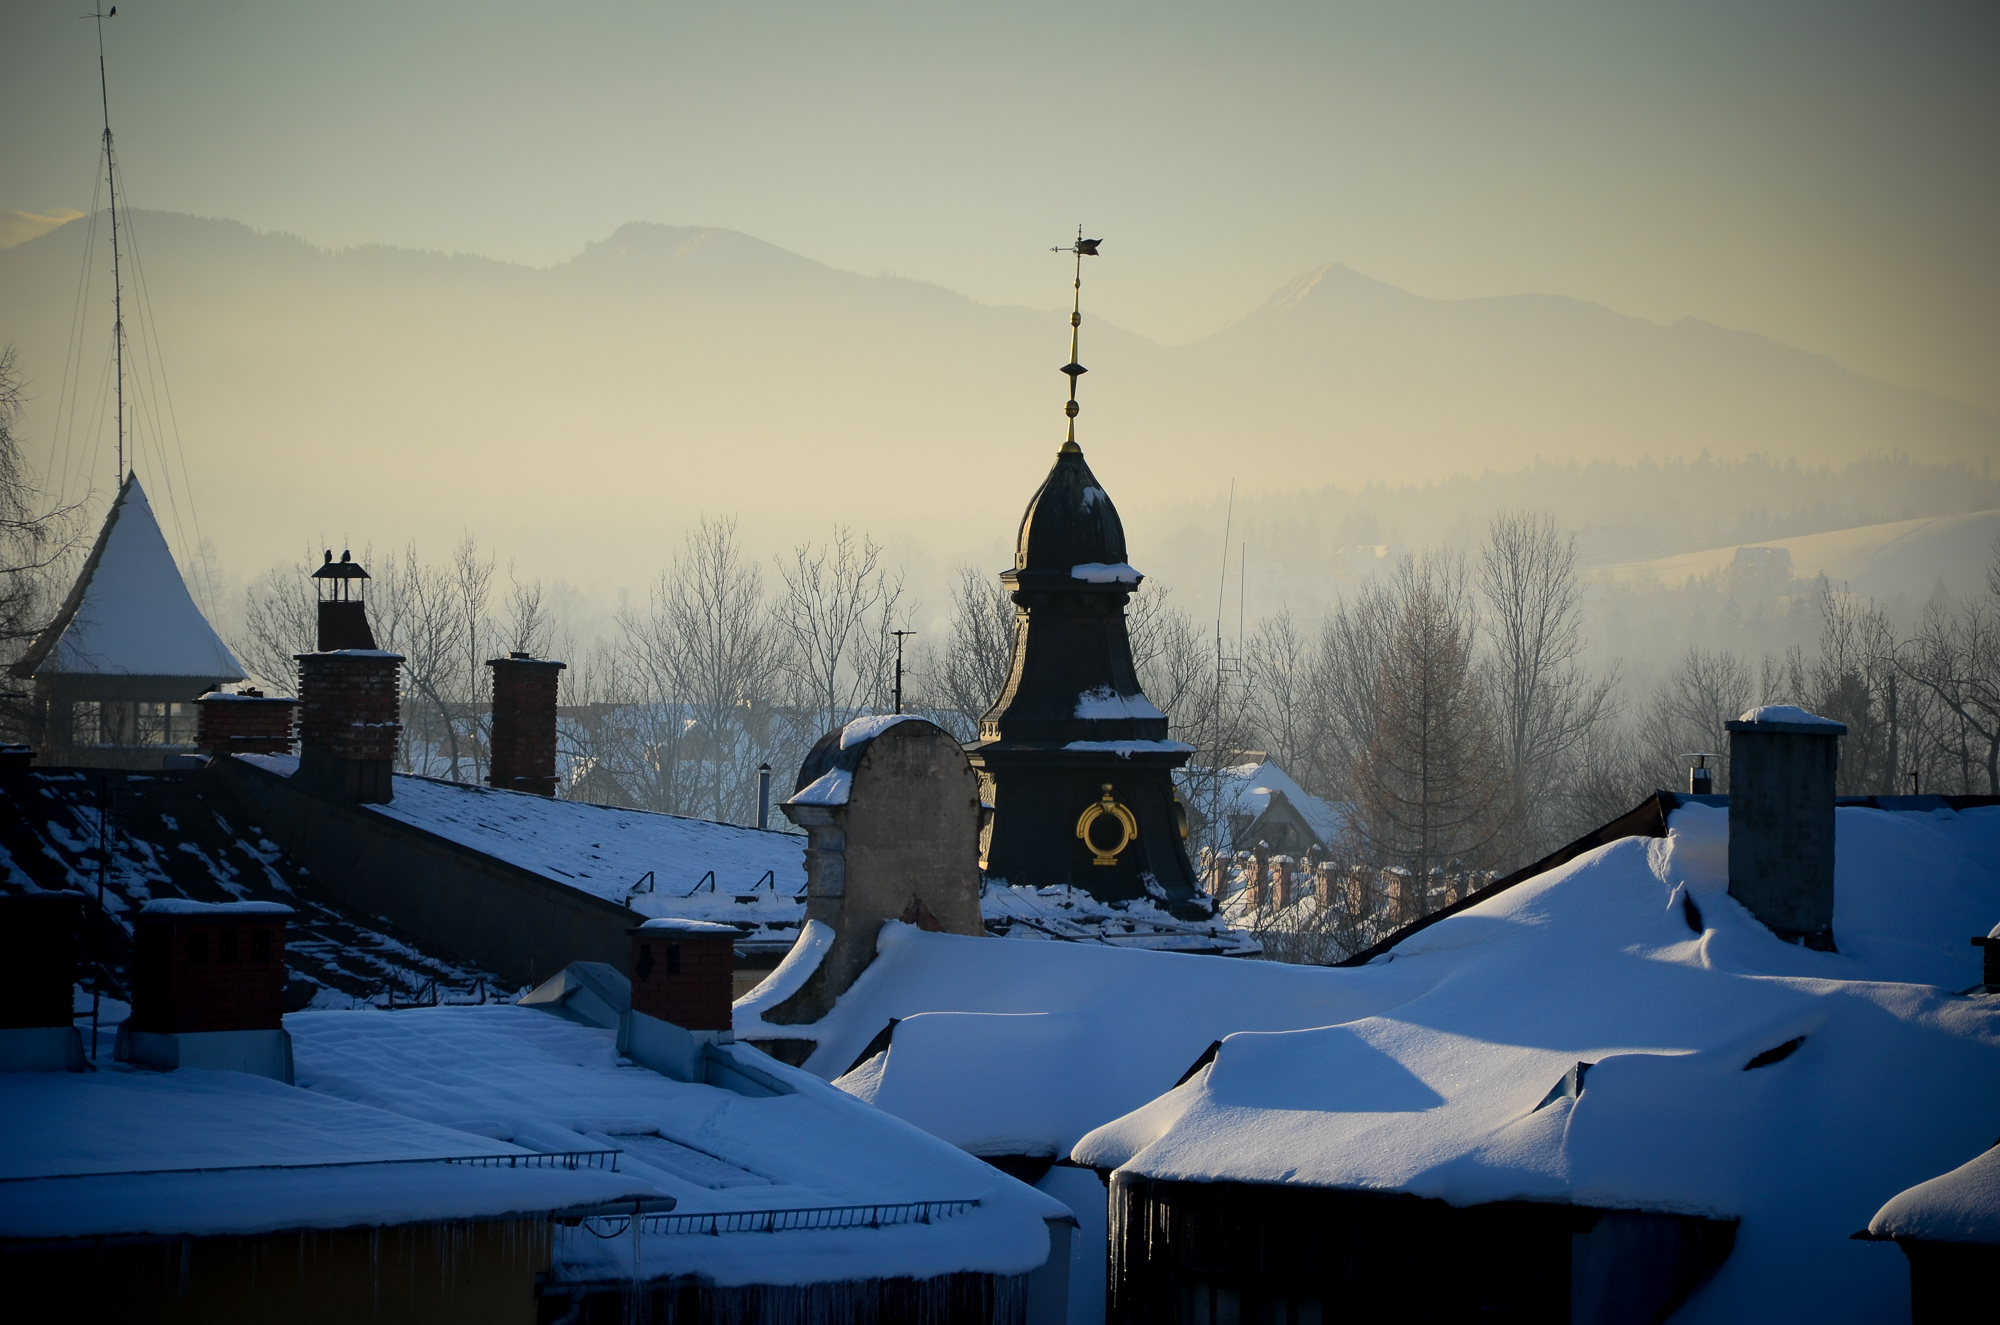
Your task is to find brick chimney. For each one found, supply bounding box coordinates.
[629,919,738,1032]
[195,688,297,757]
[0,893,87,1071]
[295,551,401,803]
[118,904,296,1080]
[118,899,295,1080]
[486,653,565,797]
[1726,706,1847,951]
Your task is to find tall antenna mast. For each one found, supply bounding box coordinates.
[1051,227,1101,451]
[90,6,126,483]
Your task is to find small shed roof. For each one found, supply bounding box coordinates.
[11,475,244,685]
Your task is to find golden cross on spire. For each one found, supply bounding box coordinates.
[1051,227,1101,452]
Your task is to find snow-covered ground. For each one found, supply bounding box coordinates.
[1074,801,2000,1322]
[1591,507,2000,602]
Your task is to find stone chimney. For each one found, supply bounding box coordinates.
[628,919,738,1032]
[766,717,983,1026]
[1726,706,1847,951]
[486,653,565,797]
[195,688,297,757]
[118,899,295,1081]
[0,893,87,1071]
[295,551,401,803]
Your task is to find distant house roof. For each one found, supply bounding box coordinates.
[1203,760,1348,852]
[1073,800,2000,1320]
[10,475,244,685]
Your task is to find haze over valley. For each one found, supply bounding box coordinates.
[2,209,1993,666]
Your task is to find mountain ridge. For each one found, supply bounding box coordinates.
[1,211,1990,591]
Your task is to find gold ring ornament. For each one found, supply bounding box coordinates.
[1076,784,1139,866]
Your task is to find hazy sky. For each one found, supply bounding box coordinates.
[4,0,1997,410]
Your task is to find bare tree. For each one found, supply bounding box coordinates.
[237,548,321,691]
[1478,512,1616,857]
[501,572,552,658]
[624,517,790,822]
[918,563,1017,741]
[376,544,475,780]
[1351,550,1505,875]
[774,526,905,739]
[452,535,496,781]
[1640,647,1754,791]
[1305,574,1400,805]
[1896,544,2000,793]
[1246,608,1311,777]
[0,344,84,738]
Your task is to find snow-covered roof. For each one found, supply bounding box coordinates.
[1869,1144,2000,1246]
[0,1065,646,1241]
[353,769,807,928]
[1073,802,2000,1320]
[288,1003,1066,1286]
[752,920,1364,1156]
[1204,759,1349,850]
[12,475,244,684]
[1737,704,1845,728]
[0,767,500,1009]
[1073,687,1165,721]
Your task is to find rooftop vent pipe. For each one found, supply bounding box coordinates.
[1725,706,1846,951]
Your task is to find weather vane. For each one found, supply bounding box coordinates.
[1051,227,1101,450]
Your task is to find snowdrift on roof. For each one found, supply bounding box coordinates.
[1073,802,2000,1323]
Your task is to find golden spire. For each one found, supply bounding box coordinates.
[1052,228,1101,453]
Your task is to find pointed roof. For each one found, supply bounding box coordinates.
[10,475,244,684]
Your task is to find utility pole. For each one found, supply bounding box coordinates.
[891,630,915,714]
[90,7,126,481]
[93,776,109,1060]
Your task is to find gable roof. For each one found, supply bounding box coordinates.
[1207,760,1348,850]
[11,474,244,684]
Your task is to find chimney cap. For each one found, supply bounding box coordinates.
[312,549,371,581]
[139,898,296,918]
[1727,705,1847,737]
[630,917,742,937]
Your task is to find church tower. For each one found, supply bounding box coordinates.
[966,234,1203,911]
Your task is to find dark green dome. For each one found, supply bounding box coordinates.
[1013,442,1129,575]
